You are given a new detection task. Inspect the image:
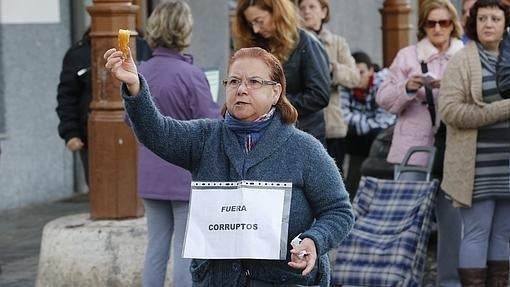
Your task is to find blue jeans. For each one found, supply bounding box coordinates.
[459,199,510,268]
[143,199,191,287]
[435,191,461,287]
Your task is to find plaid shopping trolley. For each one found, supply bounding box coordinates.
[331,146,439,287]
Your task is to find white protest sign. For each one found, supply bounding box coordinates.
[183,181,292,259]
[203,68,220,103]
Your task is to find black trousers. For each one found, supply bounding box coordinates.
[326,137,346,177]
[344,129,380,199]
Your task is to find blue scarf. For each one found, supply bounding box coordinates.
[225,108,276,153]
[476,42,498,74]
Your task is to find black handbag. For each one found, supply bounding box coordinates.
[496,27,510,99]
[432,121,446,180]
[420,62,436,126]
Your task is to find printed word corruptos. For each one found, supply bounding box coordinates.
[208,223,258,231]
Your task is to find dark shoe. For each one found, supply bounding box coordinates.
[487,261,509,287]
[458,268,487,287]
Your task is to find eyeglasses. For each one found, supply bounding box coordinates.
[425,19,452,29]
[248,12,270,29]
[250,18,265,29]
[223,77,277,90]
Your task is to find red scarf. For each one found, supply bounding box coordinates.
[352,75,374,103]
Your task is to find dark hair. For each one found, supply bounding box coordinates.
[465,0,510,42]
[352,51,372,68]
[221,47,298,124]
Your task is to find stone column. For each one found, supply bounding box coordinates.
[87,0,143,219]
[380,0,412,67]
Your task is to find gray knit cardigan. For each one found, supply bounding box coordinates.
[123,75,354,287]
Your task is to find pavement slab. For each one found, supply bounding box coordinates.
[0,193,89,287]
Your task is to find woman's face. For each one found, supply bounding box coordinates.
[225,57,281,122]
[462,0,476,28]
[243,5,276,39]
[424,8,454,50]
[299,0,327,31]
[476,7,506,49]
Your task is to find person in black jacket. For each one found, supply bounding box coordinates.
[233,0,330,144]
[56,28,151,183]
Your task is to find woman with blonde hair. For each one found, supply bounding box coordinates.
[376,0,464,286]
[377,0,463,169]
[137,1,220,286]
[234,0,330,144]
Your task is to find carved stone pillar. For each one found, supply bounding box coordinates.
[87,0,143,219]
[380,0,412,67]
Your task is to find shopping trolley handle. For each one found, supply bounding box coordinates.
[395,146,436,181]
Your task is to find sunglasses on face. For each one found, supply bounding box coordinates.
[425,19,452,29]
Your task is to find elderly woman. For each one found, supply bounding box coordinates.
[439,0,510,285]
[376,1,464,286]
[298,0,359,173]
[104,46,353,286]
[376,0,463,170]
[135,1,220,286]
[233,0,330,144]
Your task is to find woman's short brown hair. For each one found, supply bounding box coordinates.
[233,0,299,62]
[222,47,298,124]
[297,0,330,24]
[417,0,463,40]
[145,0,193,51]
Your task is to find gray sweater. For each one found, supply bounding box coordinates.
[123,76,354,286]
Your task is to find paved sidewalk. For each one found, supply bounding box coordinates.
[0,193,437,286]
[0,193,89,287]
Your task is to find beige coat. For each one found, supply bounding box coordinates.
[439,42,510,207]
[318,28,360,139]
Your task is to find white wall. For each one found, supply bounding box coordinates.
[328,0,422,68]
[0,0,74,210]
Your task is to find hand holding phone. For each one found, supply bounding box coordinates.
[422,72,440,89]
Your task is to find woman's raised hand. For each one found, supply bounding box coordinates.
[104,47,140,96]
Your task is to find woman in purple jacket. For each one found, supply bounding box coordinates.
[137,1,220,286]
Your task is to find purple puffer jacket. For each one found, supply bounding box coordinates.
[136,47,220,200]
